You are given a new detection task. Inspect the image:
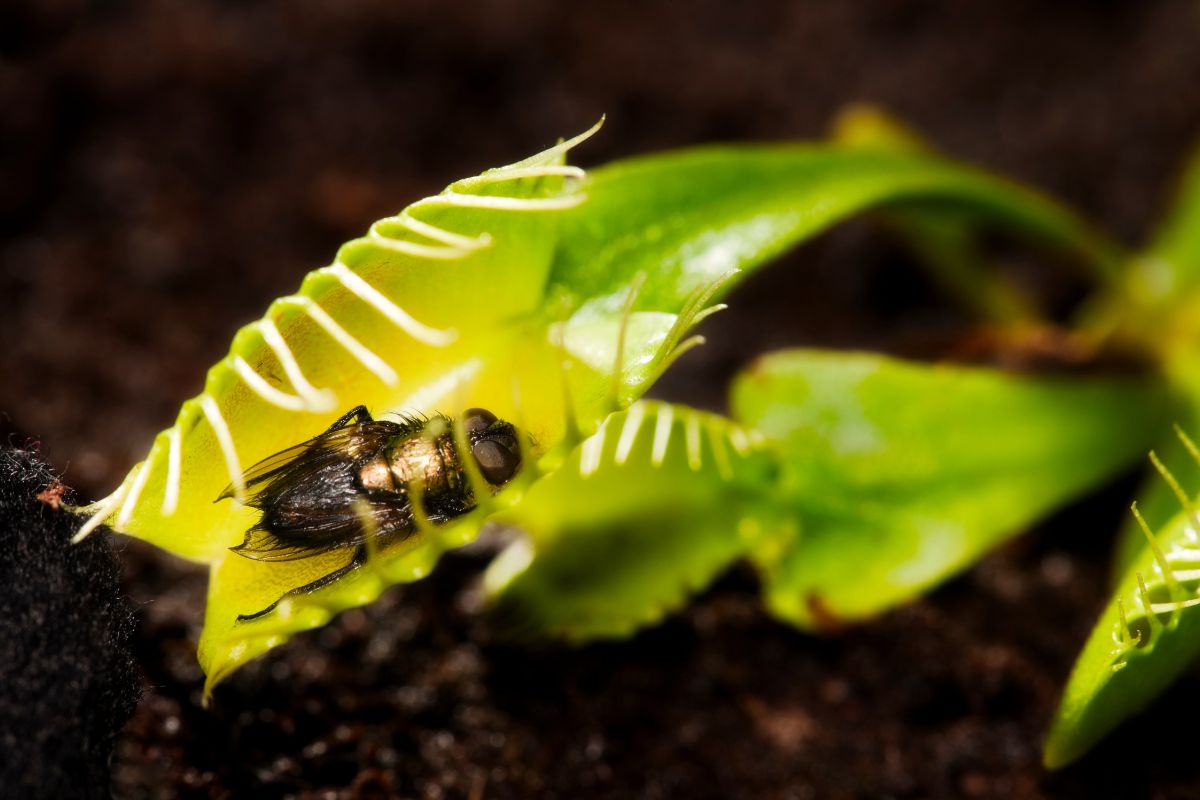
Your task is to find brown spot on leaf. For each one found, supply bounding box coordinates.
[806,593,848,634]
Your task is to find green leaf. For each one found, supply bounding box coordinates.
[731,349,1165,628]
[549,139,1123,323]
[1045,495,1200,768]
[485,401,782,641]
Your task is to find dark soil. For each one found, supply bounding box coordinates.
[4,1,1200,797]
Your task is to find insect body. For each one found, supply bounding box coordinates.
[219,405,522,620]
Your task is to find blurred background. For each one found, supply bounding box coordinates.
[4,0,1200,498]
[3,2,1200,797]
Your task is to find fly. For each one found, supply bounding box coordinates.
[218,405,523,621]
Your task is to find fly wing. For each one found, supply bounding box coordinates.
[229,525,354,562]
[229,491,419,562]
[217,422,403,501]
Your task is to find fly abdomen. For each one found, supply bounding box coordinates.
[358,453,397,492]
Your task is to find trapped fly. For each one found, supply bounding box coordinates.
[218,405,523,620]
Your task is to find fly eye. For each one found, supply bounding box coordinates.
[462,407,498,435]
[470,438,521,485]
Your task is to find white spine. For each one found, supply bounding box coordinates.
[328,262,457,347]
[71,486,127,544]
[115,459,154,528]
[259,319,337,412]
[685,413,703,471]
[469,165,587,185]
[201,395,246,502]
[282,296,399,387]
[367,230,474,259]
[232,356,310,411]
[161,425,182,516]
[651,404,674,466]
[614,402,646,465]
[579,425,608,478]
[420,192,587,212]
[384,214,491,249]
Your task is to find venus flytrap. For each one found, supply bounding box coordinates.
[75,120,606,558]
[79,121,629,695]
[80,113,1146,702]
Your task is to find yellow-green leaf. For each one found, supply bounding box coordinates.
[731,349,1165,628]
[485,400,781,641]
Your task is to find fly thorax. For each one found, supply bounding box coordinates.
[386,435,465,497]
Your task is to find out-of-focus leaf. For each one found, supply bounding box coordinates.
[731,349,1166,628]
[831,104,1037,322]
